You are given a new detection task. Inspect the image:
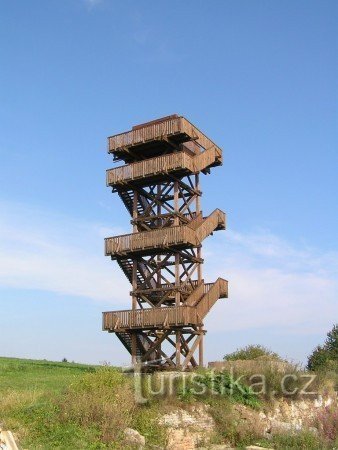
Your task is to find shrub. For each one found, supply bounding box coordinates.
[325,324,338,360]
[208,398,264,446]
[224,344,281,361]
[59,367,135,445]
[307,345,330,372]
[132,403,166,448]
[177,371,260,408]
[307,324,338,371]
[227,361,315,401]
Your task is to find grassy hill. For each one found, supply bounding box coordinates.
[0,357,100,448]
[0,356,95,392]
[0,356,337,449]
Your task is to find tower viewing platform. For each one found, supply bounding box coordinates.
[102,114,228,370]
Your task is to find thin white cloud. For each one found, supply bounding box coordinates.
[203,230,338,336]
[0,200,128,304]
[83,0,102,10]
[0,200,337,339]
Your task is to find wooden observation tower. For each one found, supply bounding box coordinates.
[102,115,228,370]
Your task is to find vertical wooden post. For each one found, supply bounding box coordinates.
[133,189,138,233]
[174,180,179,225]
[176,330,181,368]
[197,247,202,284]
[195,174,201,214]
[196,174,202,284]
[157,184,161,287]
[174,180,180,306]
[132,260,137,310]
[175,253,180,307]
[132,189,138,312]
[131,333,137,365]
[199,329,204,368]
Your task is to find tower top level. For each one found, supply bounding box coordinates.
[107,114,222,164]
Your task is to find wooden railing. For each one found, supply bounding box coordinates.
[134,279,200,295]
[105,225,197,256]
[185,282,204,306]
[181,211,198,221]
[185,278,228,313]
[196,278,228,319]
[194,209,226,243]
[186,212,204,230]
[102,278,228,330]
[106,146,221,187]
[108,116,183,152]
[106,152,193,185]
[191,147,222,172]
[105,209,226,257]
[102,305,199,330]
[108,116,221,155]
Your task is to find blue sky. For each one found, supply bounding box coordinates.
[0,0,337,366]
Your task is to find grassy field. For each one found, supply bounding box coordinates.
[0,356,95,393]
[0,357,162,449]
[0,357,99,449]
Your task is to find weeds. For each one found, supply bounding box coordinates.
[207,397,264,447]
[132,403,167,448]
[59,367,135,445]
[315,404,338,445]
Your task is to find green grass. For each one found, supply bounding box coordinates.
[0,356,95,393]
[0,357,166,449]
[0,357,105,449]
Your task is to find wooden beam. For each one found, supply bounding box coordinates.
[181,334,202,370]
[141,330,171,362]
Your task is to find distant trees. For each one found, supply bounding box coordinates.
[307,324,338,371]
[224,344,281,361]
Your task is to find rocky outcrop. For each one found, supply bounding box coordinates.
[159,405,216,450]
[156,394,337,450]
[123,428,146,449]
[263,394,336,436]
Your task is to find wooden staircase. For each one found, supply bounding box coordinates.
[117,189,149,216]
[116,332,141,357]
[195,278,228,319]
[116,331,154,360]
[117,258,146,286]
